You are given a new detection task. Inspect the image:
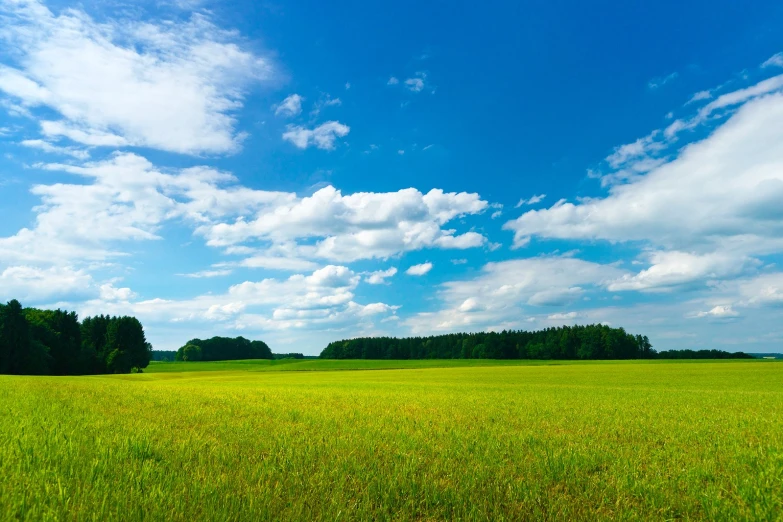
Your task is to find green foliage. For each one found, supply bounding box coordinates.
[0,300,151,376]
[0,361,781,520]
[176,344,202,362]
[176,336,272,362]
[151,350,177,362]
[272,353,306,360]
[320,325,657,360]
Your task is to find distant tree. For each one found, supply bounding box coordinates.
[319,325,662,361]
[177,336,272,362]
[0,301,152,376]
[106,316,151,373]
[179,344,203,361]
[0,300,32,374]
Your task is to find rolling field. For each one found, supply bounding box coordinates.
[1,360,781,520]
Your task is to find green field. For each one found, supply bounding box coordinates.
[1,360,781,520]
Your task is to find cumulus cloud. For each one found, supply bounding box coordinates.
[608,251,758,292]
[504,85,783,263]
[69,265,398,351]
[275,94,303,117]
[0,0,272,155]
[406,262,432,276]
[282,121,350,150]
[387,76,399,85]
[0,153,292,264]
[99,283,136,301]
[199,185,488,262]
[0,265,94,302]
[405,257,626,333]
[366,267,397,284]
[1,153,489,282]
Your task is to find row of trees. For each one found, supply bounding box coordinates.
[175,336,272,361]
[0,300,152,375]
[320,325,655,360]
[656,349,753,359]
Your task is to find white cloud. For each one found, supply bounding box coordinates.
[515,194,546,207]
[695,305,739,318]
[686,90,713,105]
[405,257,626,333]
[310,95,341,116]
[69,265,399,351]
[504,86,783,263]
[547,311,581,320]
[0,153,292,265]
[275,94,303,117]
[608,251,757,292]
[0,265,94,302]
[648,72,678,90]
[199,185,488,262]
[178,269,233,278]
[99,283,136,301]
[235,255,318,271]
[405,77,424,92]
[0,1,272,155]
[20,139,89,159]
[282,121,350,150]
[406,262,432,276]
[739,273,783,307]
[387,76,399,85]
[762,52,783,69]
[366,267,397,285]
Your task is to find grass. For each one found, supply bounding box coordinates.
[144,358,582,373]
[1,360,781,520]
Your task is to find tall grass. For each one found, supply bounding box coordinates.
[1,361,781,520]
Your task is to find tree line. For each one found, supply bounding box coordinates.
[320,325,655,360]
[175,336,272,361]
[656,349,753,359]
[0,299,152,375]
[319,324,752,360]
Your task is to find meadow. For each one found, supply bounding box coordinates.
[1,360,781,521]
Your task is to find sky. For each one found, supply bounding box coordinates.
[1,0,783,354]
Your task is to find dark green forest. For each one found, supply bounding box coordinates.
[0,299,152,375]
[175,336,272,361]
[319,325,752,360]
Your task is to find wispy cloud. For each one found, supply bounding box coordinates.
[282,121,350,150]
[762,52,783,69]
[648,72,678,90]
[515,194,546,207]
[275,94,303,117]
[0,0,274,155]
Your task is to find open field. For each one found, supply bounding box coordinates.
[144,358,609,373]
[1,361,781,520]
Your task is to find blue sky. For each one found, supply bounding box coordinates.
[1,0,783,354]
